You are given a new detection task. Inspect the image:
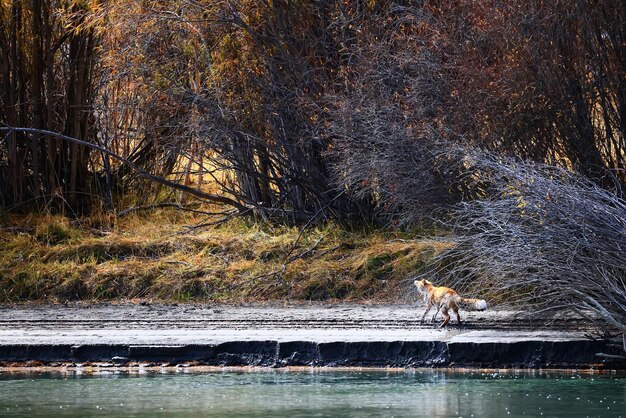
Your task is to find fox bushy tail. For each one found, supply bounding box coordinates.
[457,297,488,311]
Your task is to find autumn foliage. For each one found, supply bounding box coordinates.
[0,0,624,222]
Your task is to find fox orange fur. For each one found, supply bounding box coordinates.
[414,279,488,327]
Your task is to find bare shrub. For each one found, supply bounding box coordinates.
[420,147,626,334]
[326,34,457,226]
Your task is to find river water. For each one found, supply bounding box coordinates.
[0,369,624,417]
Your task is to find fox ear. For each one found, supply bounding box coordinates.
[424,280,432,285]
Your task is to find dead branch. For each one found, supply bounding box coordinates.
[117,203,233,218]
[0,127,248,212]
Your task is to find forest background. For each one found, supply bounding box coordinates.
[0,0,624,333]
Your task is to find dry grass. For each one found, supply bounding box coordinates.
[0,210,452,303]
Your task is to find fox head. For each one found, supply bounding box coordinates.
[413,279,432,291]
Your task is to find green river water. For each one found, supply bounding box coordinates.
[0,370,624,417]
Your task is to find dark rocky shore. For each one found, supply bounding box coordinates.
[0,303,622,369]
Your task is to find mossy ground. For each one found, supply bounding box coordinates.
[0,210,452,303]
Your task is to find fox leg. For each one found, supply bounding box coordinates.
[440,307,451,328]
[421,304,432,323]
[452,304,461,324]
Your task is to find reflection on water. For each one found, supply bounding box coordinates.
[0,369,624,417]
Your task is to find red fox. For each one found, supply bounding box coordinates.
[414,279,488,327]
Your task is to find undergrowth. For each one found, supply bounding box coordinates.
[0,210,452,303]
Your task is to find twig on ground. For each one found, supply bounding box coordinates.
[117,203,232,218]
[287,236,324,263]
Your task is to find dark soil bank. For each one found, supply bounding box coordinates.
[0,340,614,369]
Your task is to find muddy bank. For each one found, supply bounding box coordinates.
[0,303,622,369]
